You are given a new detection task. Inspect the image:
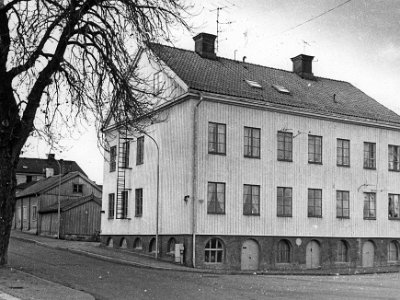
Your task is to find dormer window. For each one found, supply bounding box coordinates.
[245,79,262,89]
[272,84,290,95]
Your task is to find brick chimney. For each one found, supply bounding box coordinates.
[291,54,315,80]
[193,33,217,60]
[47,153,55,160]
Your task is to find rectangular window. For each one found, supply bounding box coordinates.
[208,122,226,154]
[277,131,293,161]
[108,193,115,219]
[364,142,376,169]
[73,183,83,193]
[116,191,128,219]
[308,189,322,218]
[110,145,117,172]
[244,127,260,158]
[308,135,322,164]
[121,141,130,168]
[277,187,292,217]
[207,182,225,214]
[243,185,260,215]
[388,145,400,171]
[23,206,28,221]
[336,190,350,218]
[32,206,37,221]
[388,194,400,219]
[337,139,350,167]
[135,188,143,217]
[363,192,376,219]
[136,137,144,165]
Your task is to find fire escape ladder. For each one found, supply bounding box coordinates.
[116,131,132,219]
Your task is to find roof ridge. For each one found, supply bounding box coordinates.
[149,43,351,84]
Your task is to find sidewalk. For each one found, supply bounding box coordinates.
[0,266,94,300]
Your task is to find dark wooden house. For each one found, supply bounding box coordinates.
[39,194,102,241]
[14,171,102,239]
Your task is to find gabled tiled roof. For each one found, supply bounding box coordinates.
[149,43,400,125]
[16,172,81,198]
[17,157,86,176]
[39,194,101,213]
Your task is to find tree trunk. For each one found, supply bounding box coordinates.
[0,147,17,266]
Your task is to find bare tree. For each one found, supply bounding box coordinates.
[0,0,191,265]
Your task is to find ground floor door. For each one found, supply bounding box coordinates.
[241,239,259,270]
[306,240,320,269]
[362,241,374,267]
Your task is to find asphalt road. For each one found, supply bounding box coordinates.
[7,238,400,300]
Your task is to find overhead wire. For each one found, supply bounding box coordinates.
[268,0,352,38]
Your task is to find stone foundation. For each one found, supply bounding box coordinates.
[100,234,400,273]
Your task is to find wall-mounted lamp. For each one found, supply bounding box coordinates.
[184,195,190,203]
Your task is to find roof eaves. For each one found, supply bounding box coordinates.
[193,90,400,130]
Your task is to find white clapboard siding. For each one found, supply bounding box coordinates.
[195,100,400,238]
[101,100,195,235]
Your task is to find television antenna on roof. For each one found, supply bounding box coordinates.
[210,5,235,53]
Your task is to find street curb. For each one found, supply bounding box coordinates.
[10,235,400,276]
[10,236,217,274]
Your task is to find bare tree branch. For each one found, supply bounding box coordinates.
[0,0,192,265]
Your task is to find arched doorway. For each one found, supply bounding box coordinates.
[362,241,375,267]
[120,238,128,249]
[241,239,259,270]
[306,240,320,268]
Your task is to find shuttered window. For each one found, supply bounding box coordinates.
[110,146,117,172]
[136,137,144,165]
[108,193,115,219]
[135,188,143,217]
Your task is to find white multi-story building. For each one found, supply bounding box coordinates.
[101,33,400,271]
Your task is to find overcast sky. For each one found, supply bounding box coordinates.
[23,0,400,184]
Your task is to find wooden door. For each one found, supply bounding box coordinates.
[241,240,259,270]
[362,241,374,267]
[306,240,320,268]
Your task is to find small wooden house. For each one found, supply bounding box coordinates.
[14,171,102,239]
[39,194,102,241]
